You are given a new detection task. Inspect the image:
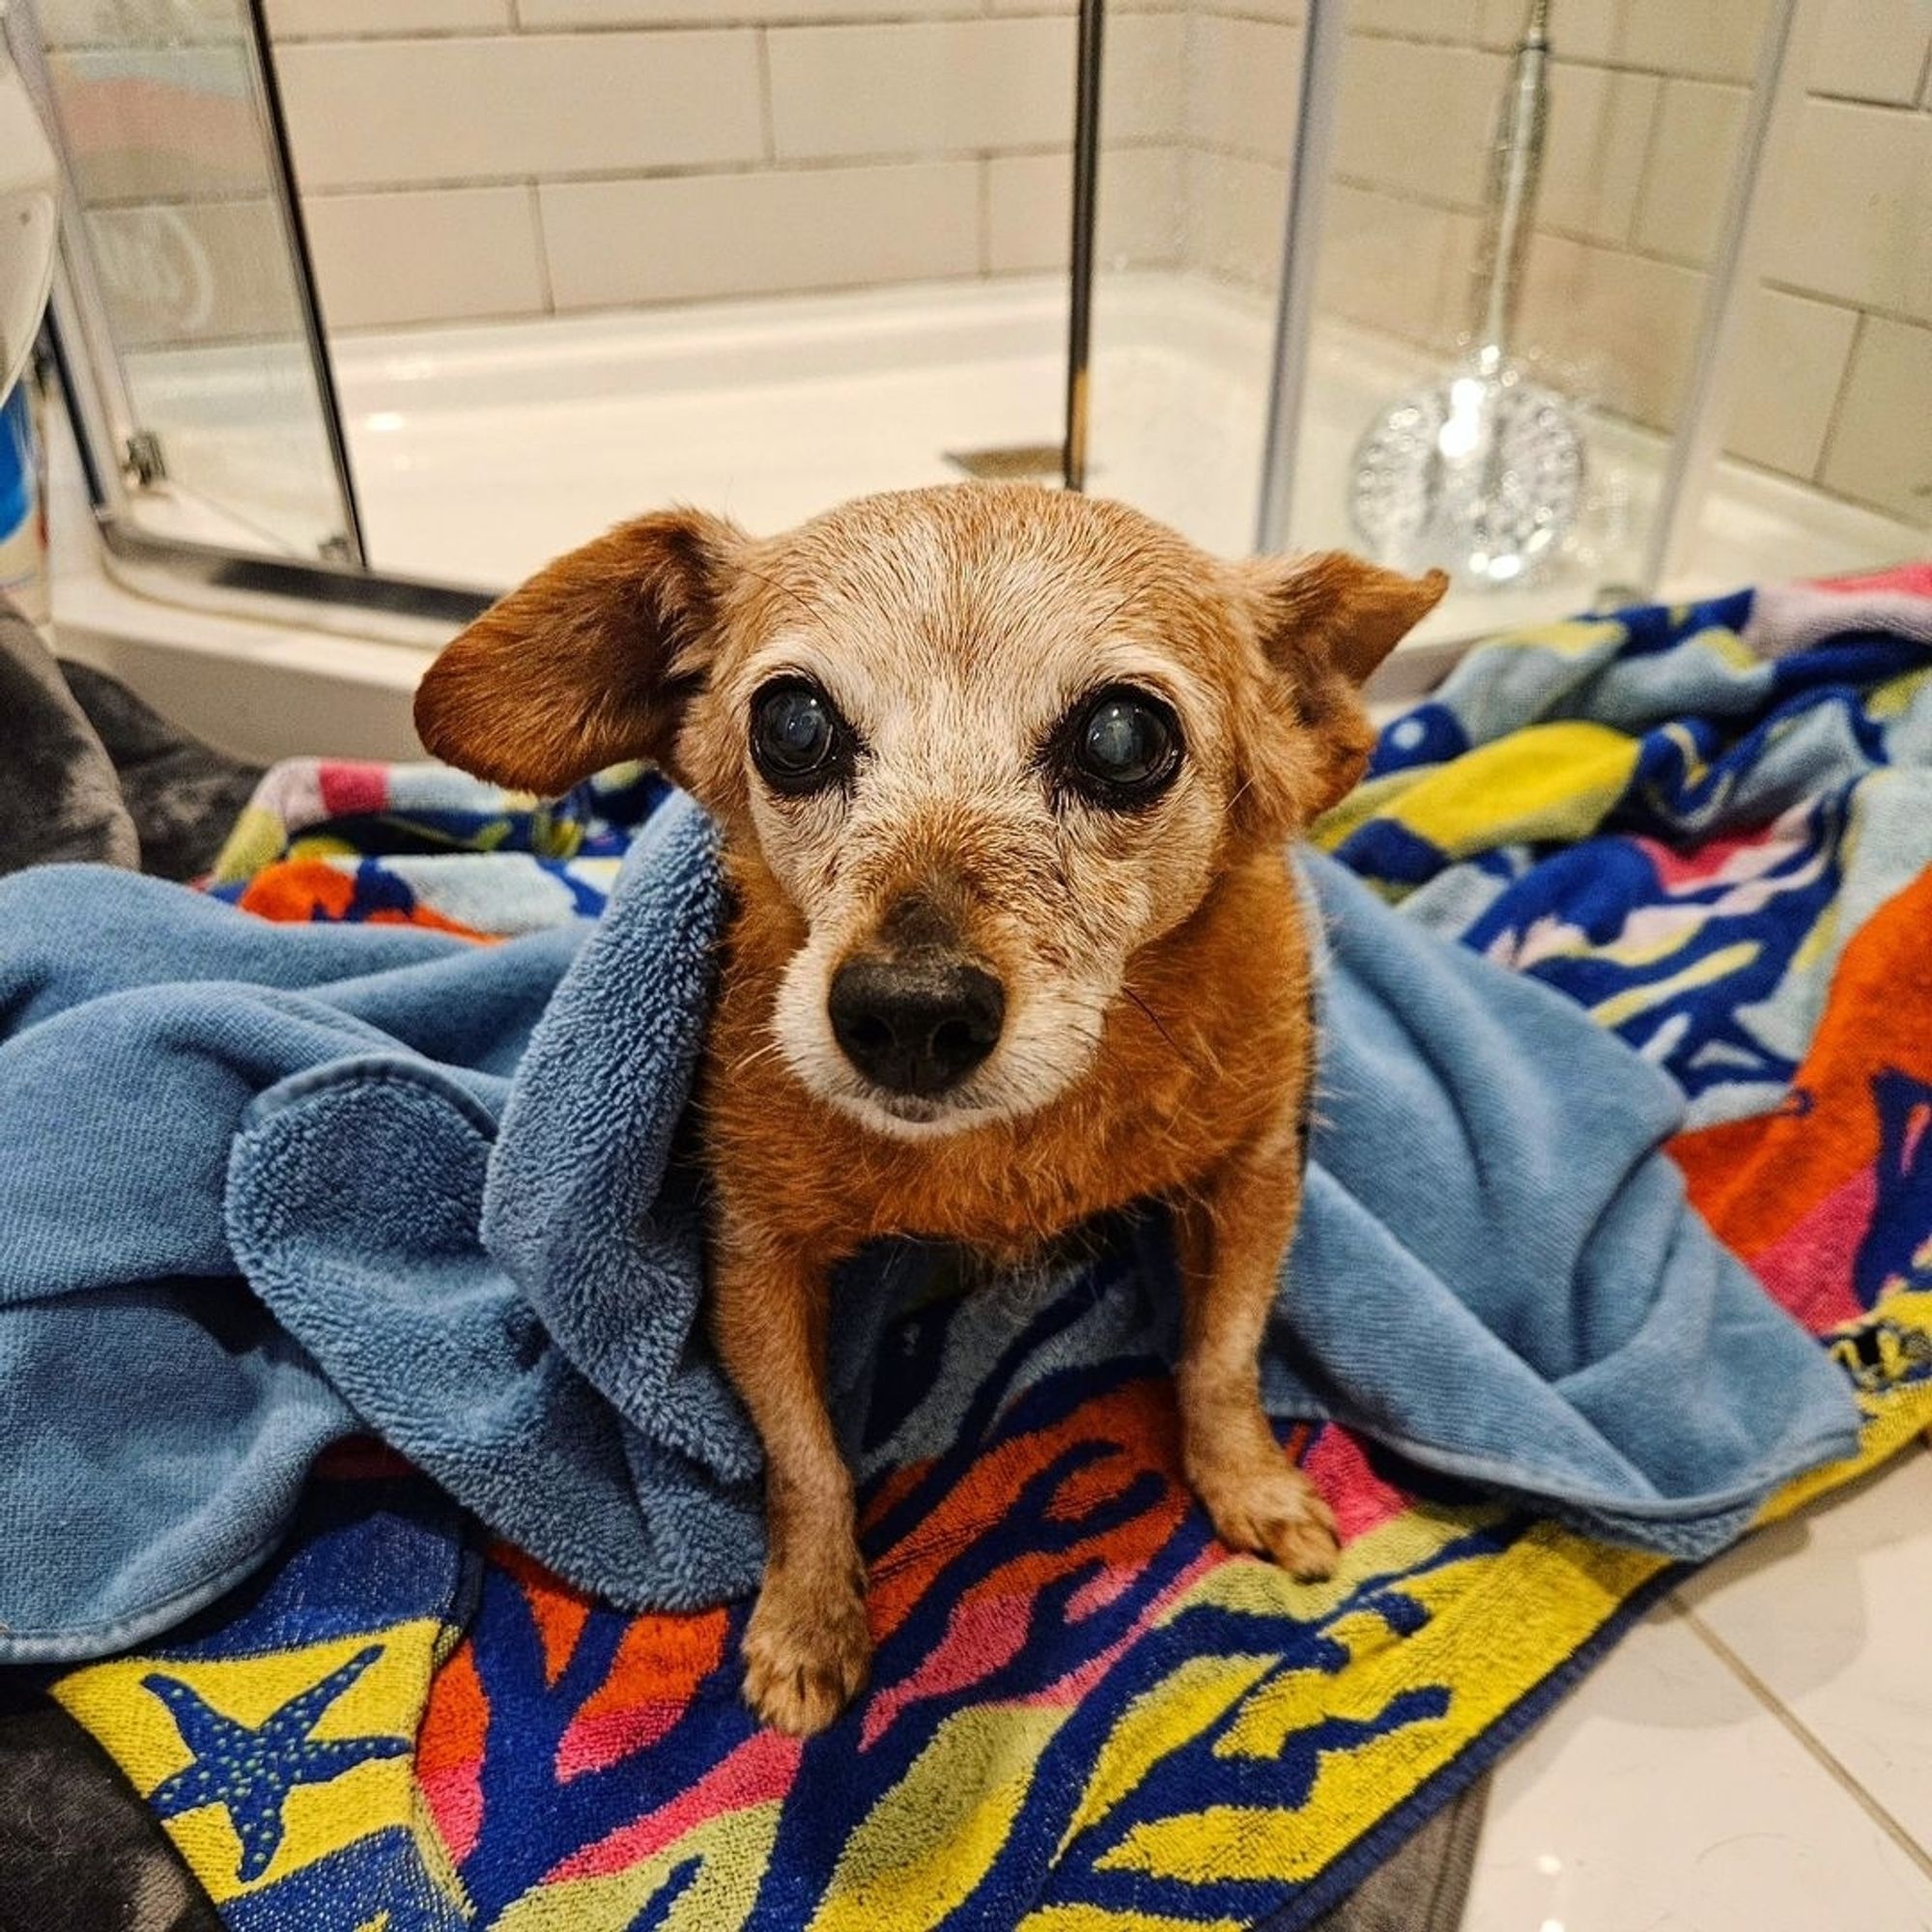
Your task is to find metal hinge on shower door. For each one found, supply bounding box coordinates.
[118,428,352,562]
[123,428,166,489]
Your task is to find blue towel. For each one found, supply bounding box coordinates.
[0,793,1858,1662]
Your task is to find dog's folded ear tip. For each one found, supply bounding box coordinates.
[1366,561,1448,611]
[412,661,465,749]
[412,660,522,783]
[1401,566,1452,625]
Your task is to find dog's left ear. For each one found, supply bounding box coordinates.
[414,507,746,797]
[1233,550,1448,831]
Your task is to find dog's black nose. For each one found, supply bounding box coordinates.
[828,957,1005,1096]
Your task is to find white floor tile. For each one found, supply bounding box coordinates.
[1674,1442,1932,1863]
[1463,1599,1932,1932]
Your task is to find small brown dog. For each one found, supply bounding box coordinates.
[415,484,1444,1734]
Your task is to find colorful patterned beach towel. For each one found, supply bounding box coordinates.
[54,569,1932,1930]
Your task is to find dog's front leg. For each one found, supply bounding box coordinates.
[1171,1121,1340,1580]
[711,1215,870,1735]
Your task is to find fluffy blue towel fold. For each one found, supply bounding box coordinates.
[0,795,1858,1662]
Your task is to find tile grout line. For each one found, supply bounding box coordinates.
[975,153,991,277]
[1676,1600,1932,1887]
[242,139,1175,204]
[1809,308,1867,491]
[1624,70,1669,253]
[754,27,777,163]
[527,180,556,314]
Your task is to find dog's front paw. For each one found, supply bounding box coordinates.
[742,1562,871,1736]
[1192,1459,1340,1582]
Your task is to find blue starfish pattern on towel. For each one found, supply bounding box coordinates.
[143,1644,411,1881]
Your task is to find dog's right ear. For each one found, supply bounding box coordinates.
[413,508,745,796]
[1227,549,1447,833]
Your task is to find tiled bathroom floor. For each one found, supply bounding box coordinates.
[1463,1441,1932,1930]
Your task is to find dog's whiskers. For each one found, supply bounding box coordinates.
[728,1033,790,1079]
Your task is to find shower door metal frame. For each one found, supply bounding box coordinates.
[1062,0,1105,491]
[1060,0,1353,538]
[9,0,492,626]
[240,0,369,569]
[1254,0,1350,554]
[1641,0,1819,591]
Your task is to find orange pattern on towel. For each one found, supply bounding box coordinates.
[1673,867,1932,1320]
[237,858,494,939]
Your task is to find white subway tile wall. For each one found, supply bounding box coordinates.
[1332,37,1509,208]
[1352,0,1479,42]
[765,20,1077,159]
[1178,0,1930,525]
[1319,182,1471,348]
[1181,147,1283,290]
[1822,315,1932,522]
[1476,0,1615,60]
[273,33,765,186]
[301,186,549,327]
[1185,14,1304,165]
[54,0,1923,530]
[985,146,1183,272]
[538,161,983,307]
[1536,62,1659,248]
[1631,79,1748,265]
[1811,0,1932,104]
[258,0,1189,329]
[1518,230,1709,423]
[269,0,514,34]
[1620,0,1774,84]
[519,0,973,24]
[1766,97,1932,320]
[1725,286,1861,479]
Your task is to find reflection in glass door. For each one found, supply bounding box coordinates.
[13,0,360,564]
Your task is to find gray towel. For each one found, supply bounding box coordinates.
[58,658,263,882]
[0,597,137,874]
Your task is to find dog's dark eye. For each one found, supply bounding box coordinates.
[1063,686,1182,807]
[751,678,849,793]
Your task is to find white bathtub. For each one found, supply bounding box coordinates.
[69,270,1923,759]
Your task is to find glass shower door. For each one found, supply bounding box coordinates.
[1085,0,1925,658]
[12,0,360,564]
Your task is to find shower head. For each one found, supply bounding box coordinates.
[1349,367,1584,586]
[1344,0,1583,587]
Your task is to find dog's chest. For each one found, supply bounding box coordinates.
[851,1084,1233,1253]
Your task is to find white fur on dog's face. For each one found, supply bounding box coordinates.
[680,497,1261,1140]
[745,627,1226,1137]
